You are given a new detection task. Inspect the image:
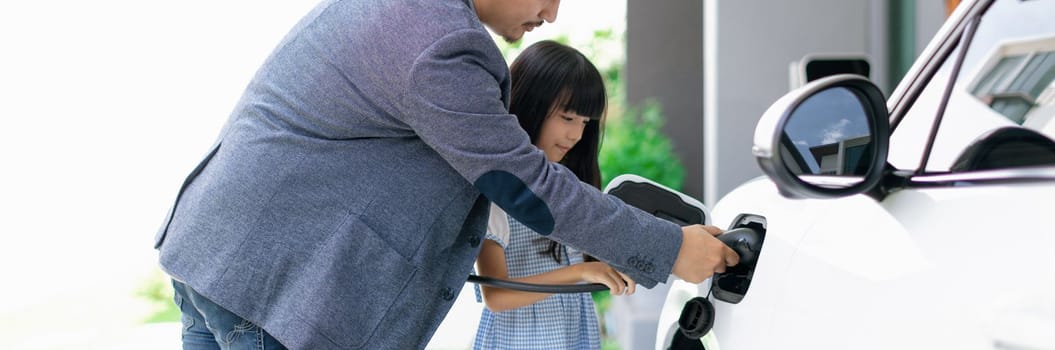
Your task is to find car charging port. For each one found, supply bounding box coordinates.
[663,296,714,350]
[678,296,715,339]
[711,214,767,304]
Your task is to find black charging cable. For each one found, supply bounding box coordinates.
[466,275,609,293]
[467,226,761,294]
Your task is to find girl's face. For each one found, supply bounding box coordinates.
[535,107,590,162]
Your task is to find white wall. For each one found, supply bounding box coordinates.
[0,1,319,347]
[703,0,880,206]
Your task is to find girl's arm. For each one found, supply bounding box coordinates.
[475,239,636,312]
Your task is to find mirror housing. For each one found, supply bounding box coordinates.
[753,74,889,199]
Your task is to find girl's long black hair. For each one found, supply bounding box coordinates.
[508,40,607,264]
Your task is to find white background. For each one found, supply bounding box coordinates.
[0,1,624,348]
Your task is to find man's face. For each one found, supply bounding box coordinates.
[475,0,560,42]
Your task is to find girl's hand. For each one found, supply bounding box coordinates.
[578,262,636,295]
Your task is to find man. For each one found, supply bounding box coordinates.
[154,0,739,349]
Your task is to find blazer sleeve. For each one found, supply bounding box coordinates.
[400,29,682,287]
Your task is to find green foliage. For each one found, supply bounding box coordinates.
[137,268,180,323]
[591,290,612,322]
[599,99,685,191]
[592,290,621,350]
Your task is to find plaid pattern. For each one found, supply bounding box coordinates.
[473,216,602,349]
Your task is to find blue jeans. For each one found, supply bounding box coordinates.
[172,280,287,350]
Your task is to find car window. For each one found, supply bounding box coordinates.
[889,0,1055,172]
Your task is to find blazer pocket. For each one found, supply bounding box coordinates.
[294,215,418,349]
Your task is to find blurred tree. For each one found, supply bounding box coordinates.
[599,99,685,191]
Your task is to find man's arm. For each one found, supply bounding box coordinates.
[401,29,735,286]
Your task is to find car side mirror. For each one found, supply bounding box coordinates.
[753,74,890,199]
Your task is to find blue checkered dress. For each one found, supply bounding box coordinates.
[473,216,602,350]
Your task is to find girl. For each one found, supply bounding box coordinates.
[473,40,634,350]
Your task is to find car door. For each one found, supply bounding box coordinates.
[705,0,1055,349]
[762,181,1055,349]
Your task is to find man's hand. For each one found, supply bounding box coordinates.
[672,225,740,283]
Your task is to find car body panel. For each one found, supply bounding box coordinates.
[709,174,1055,349]
[663,0,1055,348]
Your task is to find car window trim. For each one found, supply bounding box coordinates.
[888,0,996,131]
[916,10,984,175]
[904,166,1055,188]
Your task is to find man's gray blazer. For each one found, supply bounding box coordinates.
[154,0,681,348]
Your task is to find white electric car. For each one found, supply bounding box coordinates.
[655,0,1055,349]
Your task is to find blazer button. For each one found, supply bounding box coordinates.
[441,287,456,301]
[468,234,481,247]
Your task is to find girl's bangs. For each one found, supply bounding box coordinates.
[560,84,606,120]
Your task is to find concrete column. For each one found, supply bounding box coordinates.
[626,0,705,199]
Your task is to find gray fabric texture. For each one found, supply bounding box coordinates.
[154,0,682,348]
